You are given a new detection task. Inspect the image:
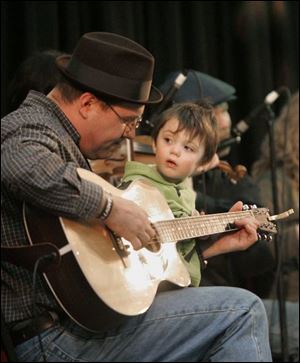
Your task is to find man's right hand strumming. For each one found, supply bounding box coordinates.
[104,195,156,250]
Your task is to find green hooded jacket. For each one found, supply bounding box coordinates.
[122,161,201,286]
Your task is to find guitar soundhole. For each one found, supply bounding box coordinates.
[146,242,161,253]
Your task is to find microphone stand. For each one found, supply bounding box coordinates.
[266,105,289,361]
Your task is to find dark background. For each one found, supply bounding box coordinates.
[1,1,299,169]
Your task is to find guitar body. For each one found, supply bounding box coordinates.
[23,168,190,332]
[23,168,283,331]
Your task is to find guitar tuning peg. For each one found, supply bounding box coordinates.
[261,234,268,240]
[257,233,262,240]
[267,235,273,242]
[250,204,257,209]
[242,204,249,210]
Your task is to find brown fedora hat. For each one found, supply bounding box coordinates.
[56,32,163,104]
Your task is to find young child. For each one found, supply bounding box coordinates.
[122,102,218,286]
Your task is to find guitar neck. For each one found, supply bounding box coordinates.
[153,210,254,243]
[74,168,278,242]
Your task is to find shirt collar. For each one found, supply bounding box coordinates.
[24,90,80,144]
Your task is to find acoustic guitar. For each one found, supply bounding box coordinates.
[23,168,292,332]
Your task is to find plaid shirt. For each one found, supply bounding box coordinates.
[1,91,105,325]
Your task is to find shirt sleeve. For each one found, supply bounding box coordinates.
[1,124,104,220]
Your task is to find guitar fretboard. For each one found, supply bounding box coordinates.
[153,211,253,243]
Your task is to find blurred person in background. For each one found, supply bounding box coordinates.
[6,49,67,114]
[252,91,299,361]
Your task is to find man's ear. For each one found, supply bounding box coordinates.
[78,93,96,118]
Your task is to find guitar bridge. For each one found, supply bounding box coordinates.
[111,232,130,258]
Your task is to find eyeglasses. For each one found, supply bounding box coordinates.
[106,102,142,129]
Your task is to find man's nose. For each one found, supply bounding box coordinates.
[123,126,136,140]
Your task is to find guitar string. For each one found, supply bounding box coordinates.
[152,211,254,243]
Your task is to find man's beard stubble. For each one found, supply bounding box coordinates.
[89,138,127,161]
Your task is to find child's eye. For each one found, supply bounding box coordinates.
[184,145,194,152]
[164,137,172,144]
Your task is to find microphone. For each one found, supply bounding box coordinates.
[217,135,241,152]
[233,87,288,136]
[155,70,188,115]
[146,70,188,128]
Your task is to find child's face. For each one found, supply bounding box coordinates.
[153,118,205,183]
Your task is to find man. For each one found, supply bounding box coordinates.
[1,33,272,361]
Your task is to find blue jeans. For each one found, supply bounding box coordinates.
[15,287,272,362]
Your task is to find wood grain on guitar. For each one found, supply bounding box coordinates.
[23,168,294,332]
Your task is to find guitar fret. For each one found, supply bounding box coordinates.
[154,210,254,243]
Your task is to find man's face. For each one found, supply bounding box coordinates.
[79,97,144,160]
[213,102,232,157]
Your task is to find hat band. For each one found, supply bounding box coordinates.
[67,58,152,102]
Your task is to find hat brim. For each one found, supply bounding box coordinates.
[214,94,237,106]
[55,55,163,105]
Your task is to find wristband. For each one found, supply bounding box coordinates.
[99,193,113,221]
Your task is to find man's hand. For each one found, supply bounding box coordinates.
[104,195,156,250]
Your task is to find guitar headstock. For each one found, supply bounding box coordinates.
[250,207,295,236]
[251,207,277,234]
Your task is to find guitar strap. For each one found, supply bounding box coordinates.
[1,243,61,273]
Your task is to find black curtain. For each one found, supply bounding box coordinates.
[1,0,299,168]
